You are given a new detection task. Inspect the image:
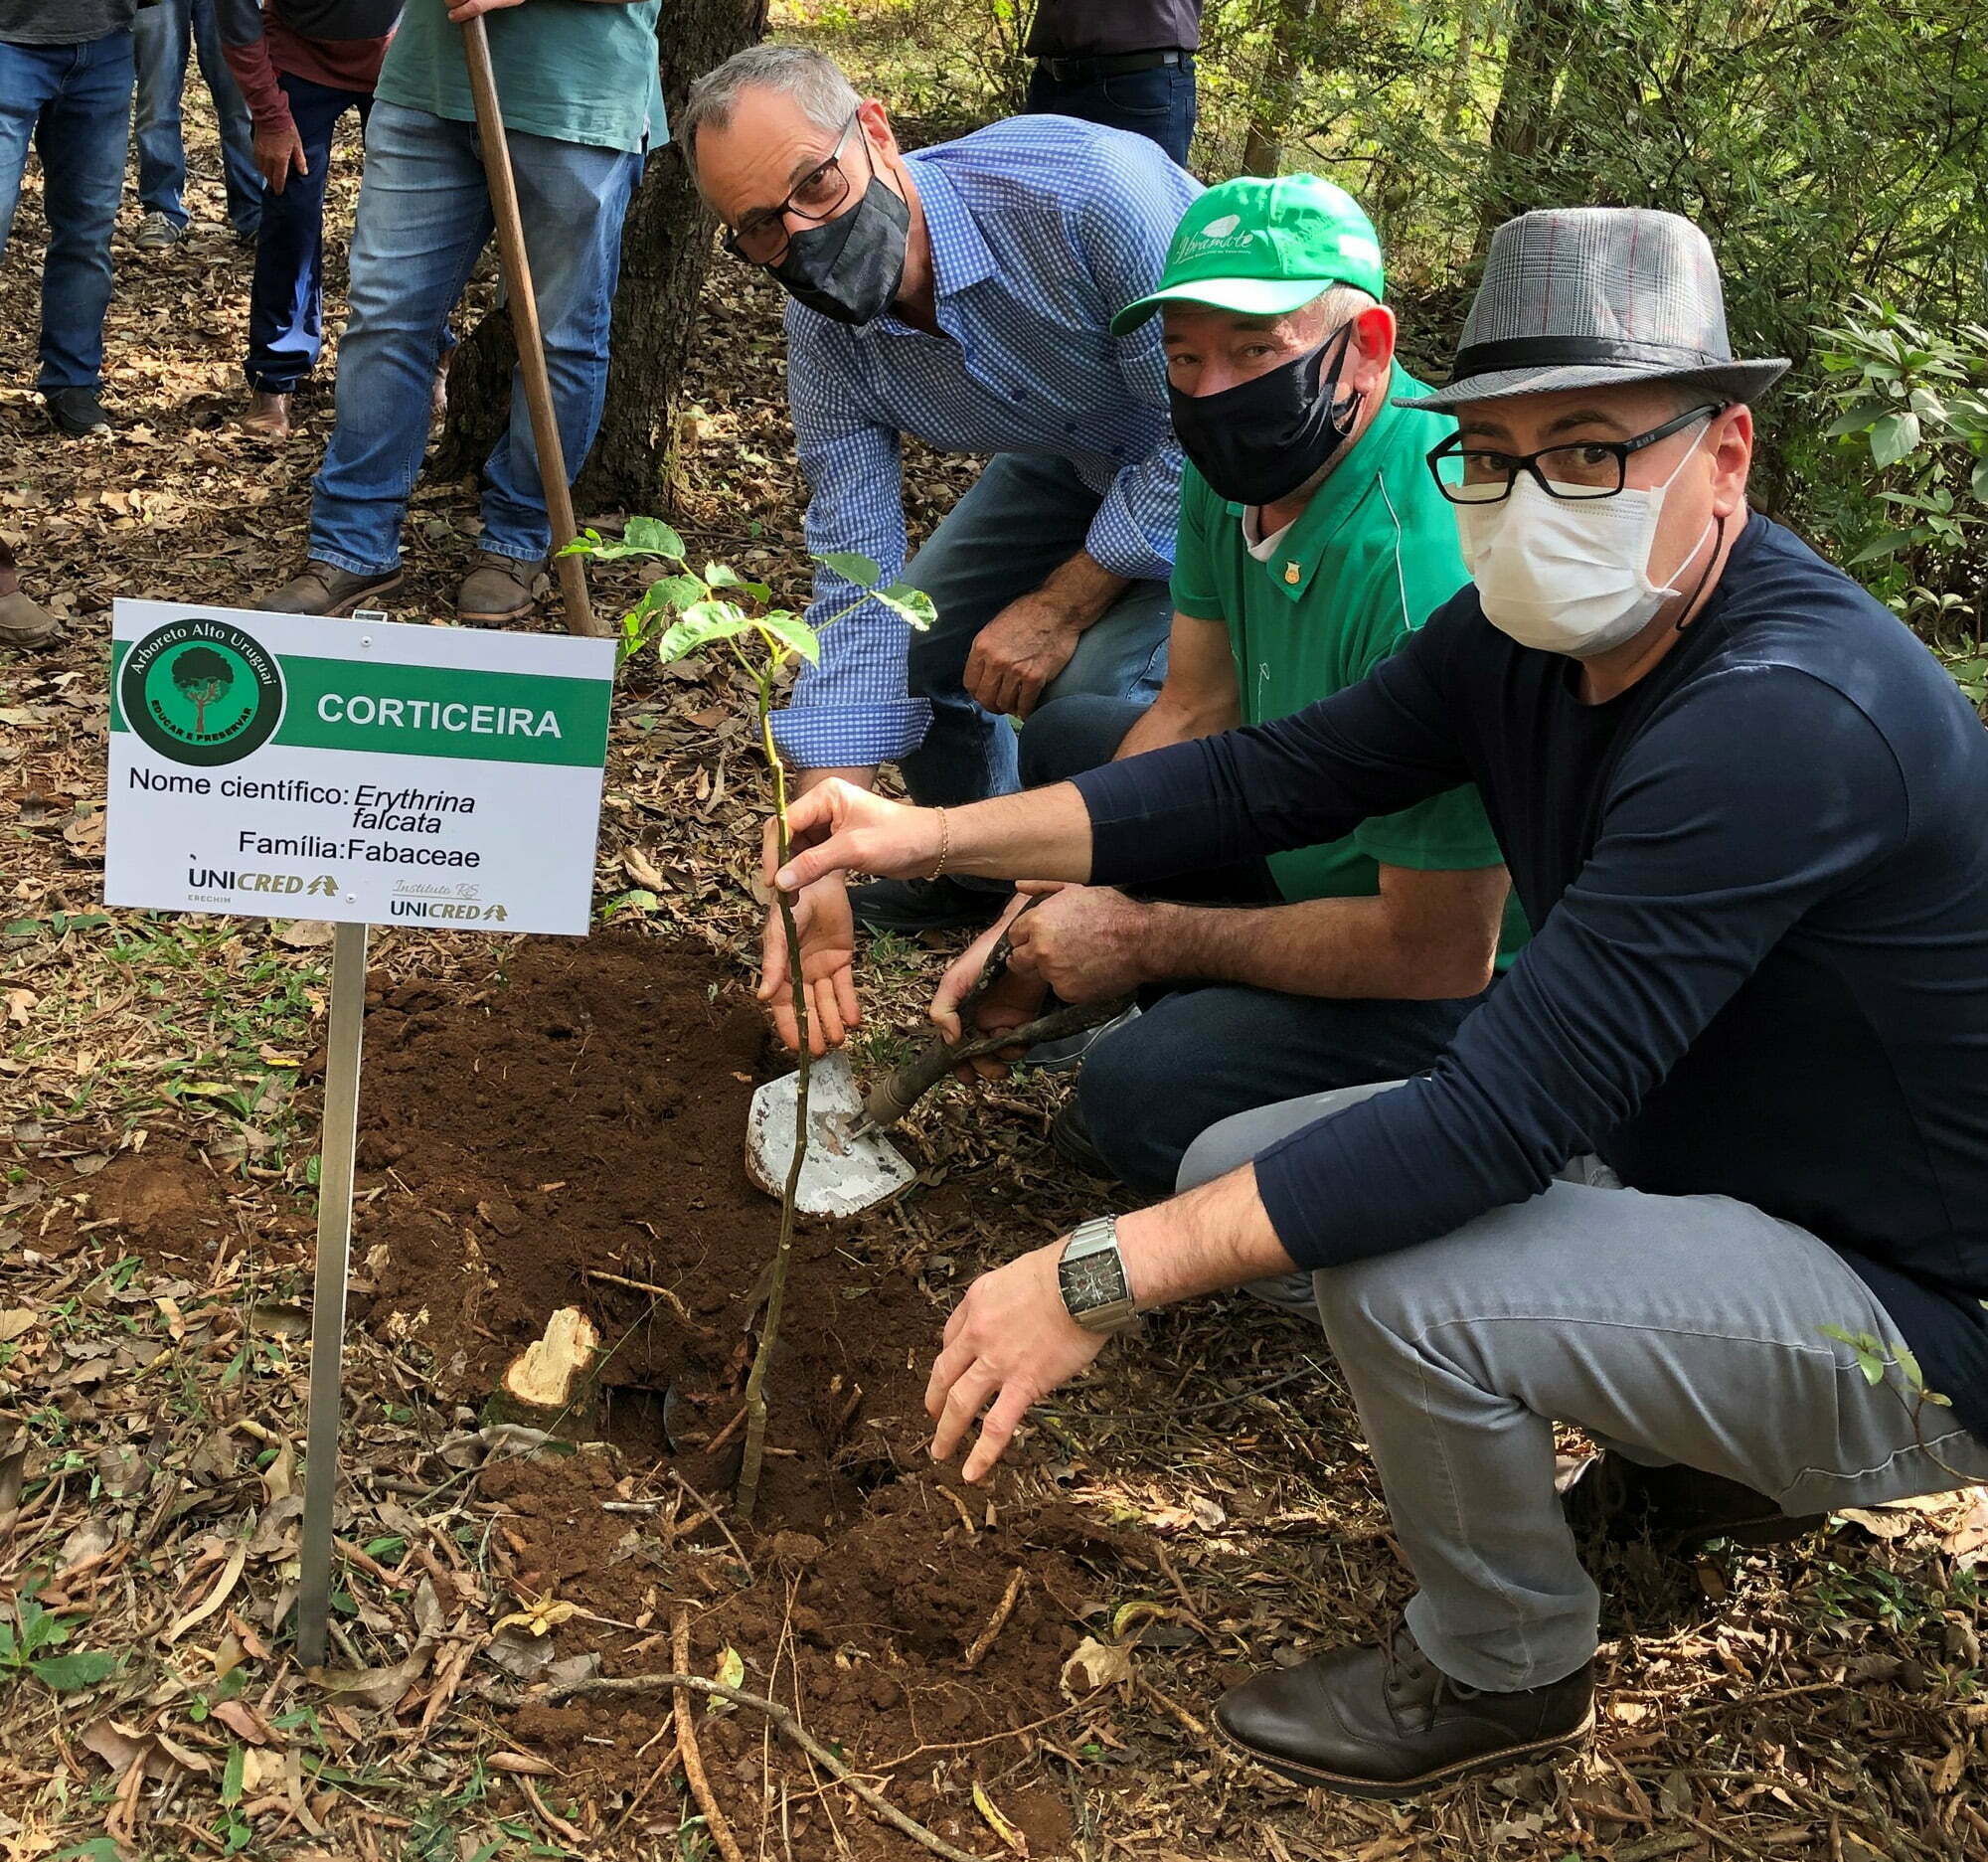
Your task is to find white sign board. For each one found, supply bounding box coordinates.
[106,601,615,936]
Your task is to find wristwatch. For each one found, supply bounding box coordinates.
[1058,1217,1138,1334]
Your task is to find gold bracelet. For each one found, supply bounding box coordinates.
[930,807,950,881]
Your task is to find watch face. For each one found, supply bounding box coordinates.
[1060,1248,1127,1313]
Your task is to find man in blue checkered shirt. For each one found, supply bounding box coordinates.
[683,45,1200,1056]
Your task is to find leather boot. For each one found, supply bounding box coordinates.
[1215,1620,1594,1799]
[457,550,544,624]
[0,589,60,650]
[259,561,404,616]
[238,390,291,438]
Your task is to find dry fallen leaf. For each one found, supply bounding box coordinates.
[1060,1635,1133,1696]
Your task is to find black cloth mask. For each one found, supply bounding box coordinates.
[1167,323,1363,506]
[770,177,910,326]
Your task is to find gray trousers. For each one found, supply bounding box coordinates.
[1180,1082,1988,1694]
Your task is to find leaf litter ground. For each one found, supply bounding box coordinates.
[4,71,1988,1862]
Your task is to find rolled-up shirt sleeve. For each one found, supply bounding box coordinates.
[770,310,932,769]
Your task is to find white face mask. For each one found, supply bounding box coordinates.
[1456,423,1717,657]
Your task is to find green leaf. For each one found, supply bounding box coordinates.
[51,1842,126,1862]
[704,562,747,588]
[28,1650,119,1692]
[222,1743,247,1806]
[653,599,753,665]
[874,583,938,631]
[17,1600,66,1655]
[1848,532,1909,566]
[1869,410,1921,469]
[758,612,820,665]
[622,516,687,559]
[1856,1348,1887,1386]
[815,551,884,589]
[1823,397,1895,438]
[1970,457,1988,504]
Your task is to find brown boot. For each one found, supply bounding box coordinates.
[1215,1620,1594,1800]
[457,550,545,623]
[0,544,61,649]
[0,589,61,650]
[238,390,291,438]
[259,560,404,616]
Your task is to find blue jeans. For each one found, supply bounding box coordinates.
[1025,53,1197,166]
[133,0,259,235]
[247,72,370,393]
[308,100,642,575]
[899,452,1171,808]
[1017,689,1485,1196]
[0,31,134,393]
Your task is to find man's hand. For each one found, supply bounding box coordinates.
[253,122,307,195]
[1007,881,1159,1002]
[759,872,859,1057]
[930,893,1053,1081]
[766,779,939,895]
[963,591,1083,720]
[926,1243,1104,1482]
[445,0,525,19]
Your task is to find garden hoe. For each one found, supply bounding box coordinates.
[745,901,1130,1217]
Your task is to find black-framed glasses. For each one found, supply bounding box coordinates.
[1425,404,1724,505]
[723,112,865,265]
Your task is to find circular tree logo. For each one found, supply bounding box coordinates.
[120,619,284,766]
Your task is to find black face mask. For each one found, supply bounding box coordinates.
[770,177,910,326]
[1167,323,1363,506]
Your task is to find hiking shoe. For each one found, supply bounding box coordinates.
[851,875,1009,935]
[1025,1002,1140,1073]
[1559,1452,1824,1553]
[0,589,61,650]
[457,550,544,623]
[44,388,110,437]
[1215,1619,1594,1800]
[237,390,291,438]
[135,211,183,252]
[259,560,404,616]
[1049,1100,1112,1178]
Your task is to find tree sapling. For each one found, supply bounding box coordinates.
[567,520,933,1521]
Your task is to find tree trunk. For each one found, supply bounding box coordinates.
[1476,0,1586,244]
[434,0,769,512]
[1240,0,1323,177]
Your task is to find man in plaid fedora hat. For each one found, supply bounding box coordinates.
[765,206,1988,1794]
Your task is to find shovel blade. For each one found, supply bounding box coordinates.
[745,1050,917,1217]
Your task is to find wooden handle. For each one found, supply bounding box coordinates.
[860,997,1131,1132]
[458,17,605,639]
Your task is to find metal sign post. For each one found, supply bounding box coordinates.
[295,920,369,1671]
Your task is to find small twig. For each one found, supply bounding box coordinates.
[962,1569,1024,1672]
[702,1400,750,1456]
[582,1267,695,1325]
[611,1737,682,1836]
[519,1776,586,1848]
[548,1667,993,1862]
[666,1468,755,1582]
[673,1611,746,1862]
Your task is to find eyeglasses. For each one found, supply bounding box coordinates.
[1425,404,1724,504]
[723,112,866,266]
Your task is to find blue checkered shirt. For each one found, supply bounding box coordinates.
[770,116,1202,769]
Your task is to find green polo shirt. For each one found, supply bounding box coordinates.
[376,0,665,156]
[1170,362,1528,963]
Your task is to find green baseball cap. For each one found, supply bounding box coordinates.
[1111,174,1386,337]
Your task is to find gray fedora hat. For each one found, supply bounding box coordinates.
[1396,206,1788,413]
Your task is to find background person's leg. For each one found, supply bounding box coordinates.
[246,75,347,393]
[897,453,1103,807]
[188,0,260,236]
[35,31,134,394]
[308,103,491,576]
[476,132,643,566]
[1086,991,1472,1198]
[131,0,190,227]
[0,40,61,261]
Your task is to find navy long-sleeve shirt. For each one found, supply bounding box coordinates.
[1073,514,1988,1441]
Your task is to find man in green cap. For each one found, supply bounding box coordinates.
[932,175,1524,1251]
